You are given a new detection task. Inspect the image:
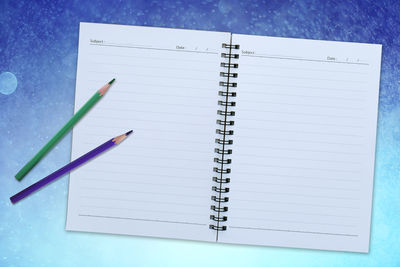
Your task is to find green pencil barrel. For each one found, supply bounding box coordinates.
[15,92,102,181]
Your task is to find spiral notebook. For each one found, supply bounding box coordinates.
[66,22,382,253]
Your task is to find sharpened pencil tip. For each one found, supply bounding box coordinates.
[126,130,133,136]
[108,78,116,85]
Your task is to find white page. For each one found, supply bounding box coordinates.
[218,34,381,252]
[66,23,230,242]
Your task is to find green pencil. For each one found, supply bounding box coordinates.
[15,78,115,181]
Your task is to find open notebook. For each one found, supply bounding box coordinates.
[66,22,381,253]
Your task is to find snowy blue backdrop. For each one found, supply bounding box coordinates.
[0,0,399,266]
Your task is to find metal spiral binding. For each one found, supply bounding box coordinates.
[210,41,239,235]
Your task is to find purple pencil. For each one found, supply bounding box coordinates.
[10,130,133,204]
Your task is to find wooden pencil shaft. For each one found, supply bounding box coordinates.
[15,91,102,181]
[10,130,132,203]
[11,138,115,203]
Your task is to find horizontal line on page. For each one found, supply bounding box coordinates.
[86,160,210,172]
[81,178,207,189]
[119,146,211,154]
[240,65,368,75]
[94,107,215,118]
[82,142,212,155]
[229,216,356,227]
[80,205,204,216]
[234,128,364,138]
[87,117,211,128]
[232,171,360,182]
[228,226,358,237]
[80,187,205,198]
[87,79,216,91]
[76,148,211,161]
[232,189,359,201]
[238,82,368,93]
[237,108,366,120]
[79,168,210,181]
[237,73,367,84]
[232,207,358,218]
[241,54,369,65]
[89,52,217,63]
[82,125,213,136]
[110,90,216,100]
[236,118,364,128]
[101,42,151,47]
[89,61,217,73]
[238,138,363,148]
[237,91,365,101]
[236,153,361,164]
[232,180,360,192]
[232,144,364,155]
[88,70,217,82]
[238,99,364,110]
[80,195,206,208]
[90,43,218,55]
[79,175,209,187]
[86,115,210,127]
[103,99,215,109]
[78,214,206,226]
[232,198,360,209]
[81,133,212,146]
[236,162,360,173]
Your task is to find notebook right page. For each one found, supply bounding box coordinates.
[219,34,381,252]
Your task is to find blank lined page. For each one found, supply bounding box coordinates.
[219,34,381,252]
[66,23,230,242]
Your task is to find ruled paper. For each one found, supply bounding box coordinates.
[218,34,381,252]
[66,23,230,242]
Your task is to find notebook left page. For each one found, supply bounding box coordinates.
[66,23,230,242]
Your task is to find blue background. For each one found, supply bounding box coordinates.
[1,0,399,266]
